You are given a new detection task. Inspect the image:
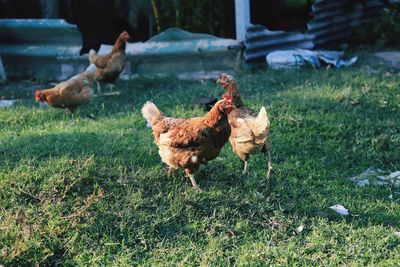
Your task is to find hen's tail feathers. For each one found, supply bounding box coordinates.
[253,106,270,138]
[141,101,164,127]
[89,49,97,64]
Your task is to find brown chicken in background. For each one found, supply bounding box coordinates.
[89,31,129,94]
[217,74,272,178]
[141,98,234,191]
[35,69,95,113]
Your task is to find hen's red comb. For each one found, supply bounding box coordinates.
[35,89,44,102]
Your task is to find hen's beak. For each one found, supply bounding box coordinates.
[217,79,228,89]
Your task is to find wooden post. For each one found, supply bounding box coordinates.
[235,0,250,42]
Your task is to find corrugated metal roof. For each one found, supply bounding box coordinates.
[308,0,384,48]
[244,24,314,65]
[243,0,385,65]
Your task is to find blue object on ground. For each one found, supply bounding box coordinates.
[266,49,358,70]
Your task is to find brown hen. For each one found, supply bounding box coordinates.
[89,31,129,93]
[217,74,272,178]
[141,98,233,191]
[35,70,95,113]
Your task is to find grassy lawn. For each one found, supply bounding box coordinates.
[1,63,400,265]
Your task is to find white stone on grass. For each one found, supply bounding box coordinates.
[329,204,349,216]
[296,225,304,234]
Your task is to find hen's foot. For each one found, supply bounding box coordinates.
[167,167,176,177]
[187,173,202,192]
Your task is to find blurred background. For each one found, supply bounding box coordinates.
[0,0,318,52]
[1,0,400,79]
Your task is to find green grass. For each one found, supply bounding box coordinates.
[1,64,400,265]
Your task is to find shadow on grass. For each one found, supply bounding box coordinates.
[1,131,160,170]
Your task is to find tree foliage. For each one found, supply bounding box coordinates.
[121,0,226,37]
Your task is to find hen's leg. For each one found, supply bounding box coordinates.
[97,82,102,95]
[243,161,249,174]
[185,169,201,192]
[267,151,272,179]
[188,173,201,192]
[262,144,272,179]
[108,84,115,92]
[167,166,176,177]
[239,154,250,175]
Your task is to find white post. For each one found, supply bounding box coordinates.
[235,0,250,42]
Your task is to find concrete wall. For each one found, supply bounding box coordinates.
[0,19,81,80]
[0,21,242,81]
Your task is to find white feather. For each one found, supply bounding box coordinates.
[191,155,198,163]
[159,132,170,145]
[141,101,163,127]
[252,107,270,137]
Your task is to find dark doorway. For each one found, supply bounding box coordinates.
[250,0,312,32]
